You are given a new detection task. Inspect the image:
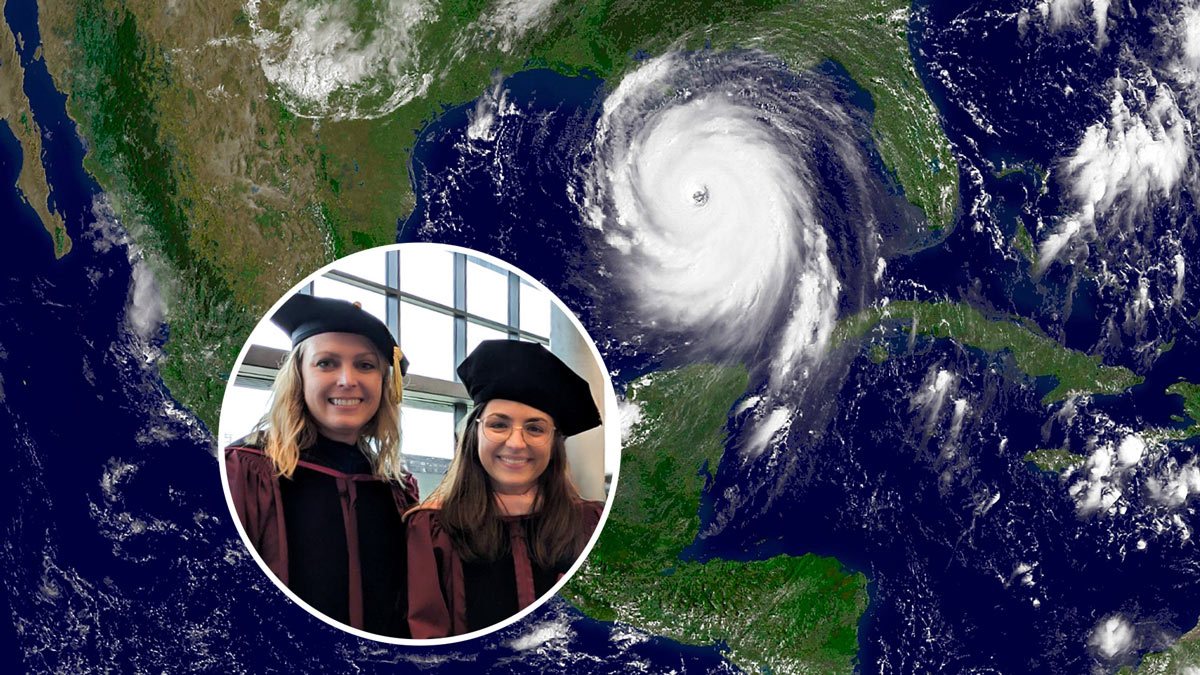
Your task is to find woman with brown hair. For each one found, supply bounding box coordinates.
[406,339,604,638]
[224,293,418,637]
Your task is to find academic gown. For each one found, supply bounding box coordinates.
[224,436,419,636]
[406,500,604,638]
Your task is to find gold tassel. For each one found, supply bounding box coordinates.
[392,345,405,403]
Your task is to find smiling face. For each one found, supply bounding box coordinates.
[476,399,555,497]
[300,332,384,444]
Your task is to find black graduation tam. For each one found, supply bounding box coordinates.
[457,339,601,437]
[272,293,409,376]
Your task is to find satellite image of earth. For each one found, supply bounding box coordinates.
[3,0,1200,671]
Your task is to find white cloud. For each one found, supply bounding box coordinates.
[1180,6,1200,72]
[506,616,572,651]
[746,406,793,456]
[1089,615,1134,658]
[910,368,957,429]
[487,0,557,36]
[1146,459,1200,507]
[617,398,644,445]
[1116,434,1145,468]
[1043,0,1112,46]
[1069,441,1122,515]
[126,261,164,340]
[949,397,969,441]
[1040,77,1193,268]
[249,0,434,119]
[1174,254,1187,304]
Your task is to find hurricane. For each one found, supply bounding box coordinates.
[581,51,894,453]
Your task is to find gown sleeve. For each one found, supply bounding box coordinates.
[224,446,289,583]
[406,509,457,638]
[577,500,605,554]
[391,472,420,512]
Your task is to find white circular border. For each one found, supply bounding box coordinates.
[217,242,622,646]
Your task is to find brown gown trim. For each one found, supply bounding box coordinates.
[224,444,419,631]
[406,500,604,638]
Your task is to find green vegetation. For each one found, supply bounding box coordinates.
[67,0,251,427]
[0,19,71,258]
[325,0,959,242]
[1023,449,1084,473]
[1119,622,1200,674]
[44,0,962,431]
[1154,382,1200,441]
[834,301,1143,403]
[1013,220,1035,262]
[868,342,889,364]
[563,364,867,673]
[704,2,959,227]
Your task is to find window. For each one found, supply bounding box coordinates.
[219,384,272,447]
[401,405,457,460]
[466,322,508,356]
[466,258,509,324]
[231,247,558,478]
[520,279,552,337]
[400,247,454,308]
[311,277,387,324]
[246,318,291,351]
[400,301,455,380]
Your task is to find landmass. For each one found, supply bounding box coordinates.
[835,300,1143,403]
[704,0,959,228]
[33,0,958,429]
[1013,220,1035,263]
[562,364,868,674]
[1119,621,1200,674]
[0,13,70,258]
[1153,382,1200,441]
[1023,448,1085,473]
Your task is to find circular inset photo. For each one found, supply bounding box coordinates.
[217,243,618,644]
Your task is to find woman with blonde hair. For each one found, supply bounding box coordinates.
[406,339,604,638]
[225,293,418,637]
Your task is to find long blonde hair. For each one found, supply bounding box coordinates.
[251,339,405,481]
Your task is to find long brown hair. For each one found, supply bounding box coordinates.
[413,404,586,569]
[250,338,406,481]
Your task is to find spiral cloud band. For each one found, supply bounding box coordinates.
[583,52,856,397]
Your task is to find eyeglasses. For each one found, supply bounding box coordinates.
[477,415,555,447]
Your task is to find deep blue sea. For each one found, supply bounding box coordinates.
[5,0,1200,671]
[398,6,1200,671]
[0,1,730,671]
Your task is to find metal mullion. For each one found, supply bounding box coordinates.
[508,271,520,339]
[453,253,467,381]
[396,293,518,335]
[461,312,515,336]
[513,329,550,345]
[396,290,458,317]
[386,250,400,340]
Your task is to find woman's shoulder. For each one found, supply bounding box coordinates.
[577,499,605,525]
[404,503,443,526]
[224,439,275,474]
[576,498,604,516]
[405,504,455,542]
[225,434,265,453]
